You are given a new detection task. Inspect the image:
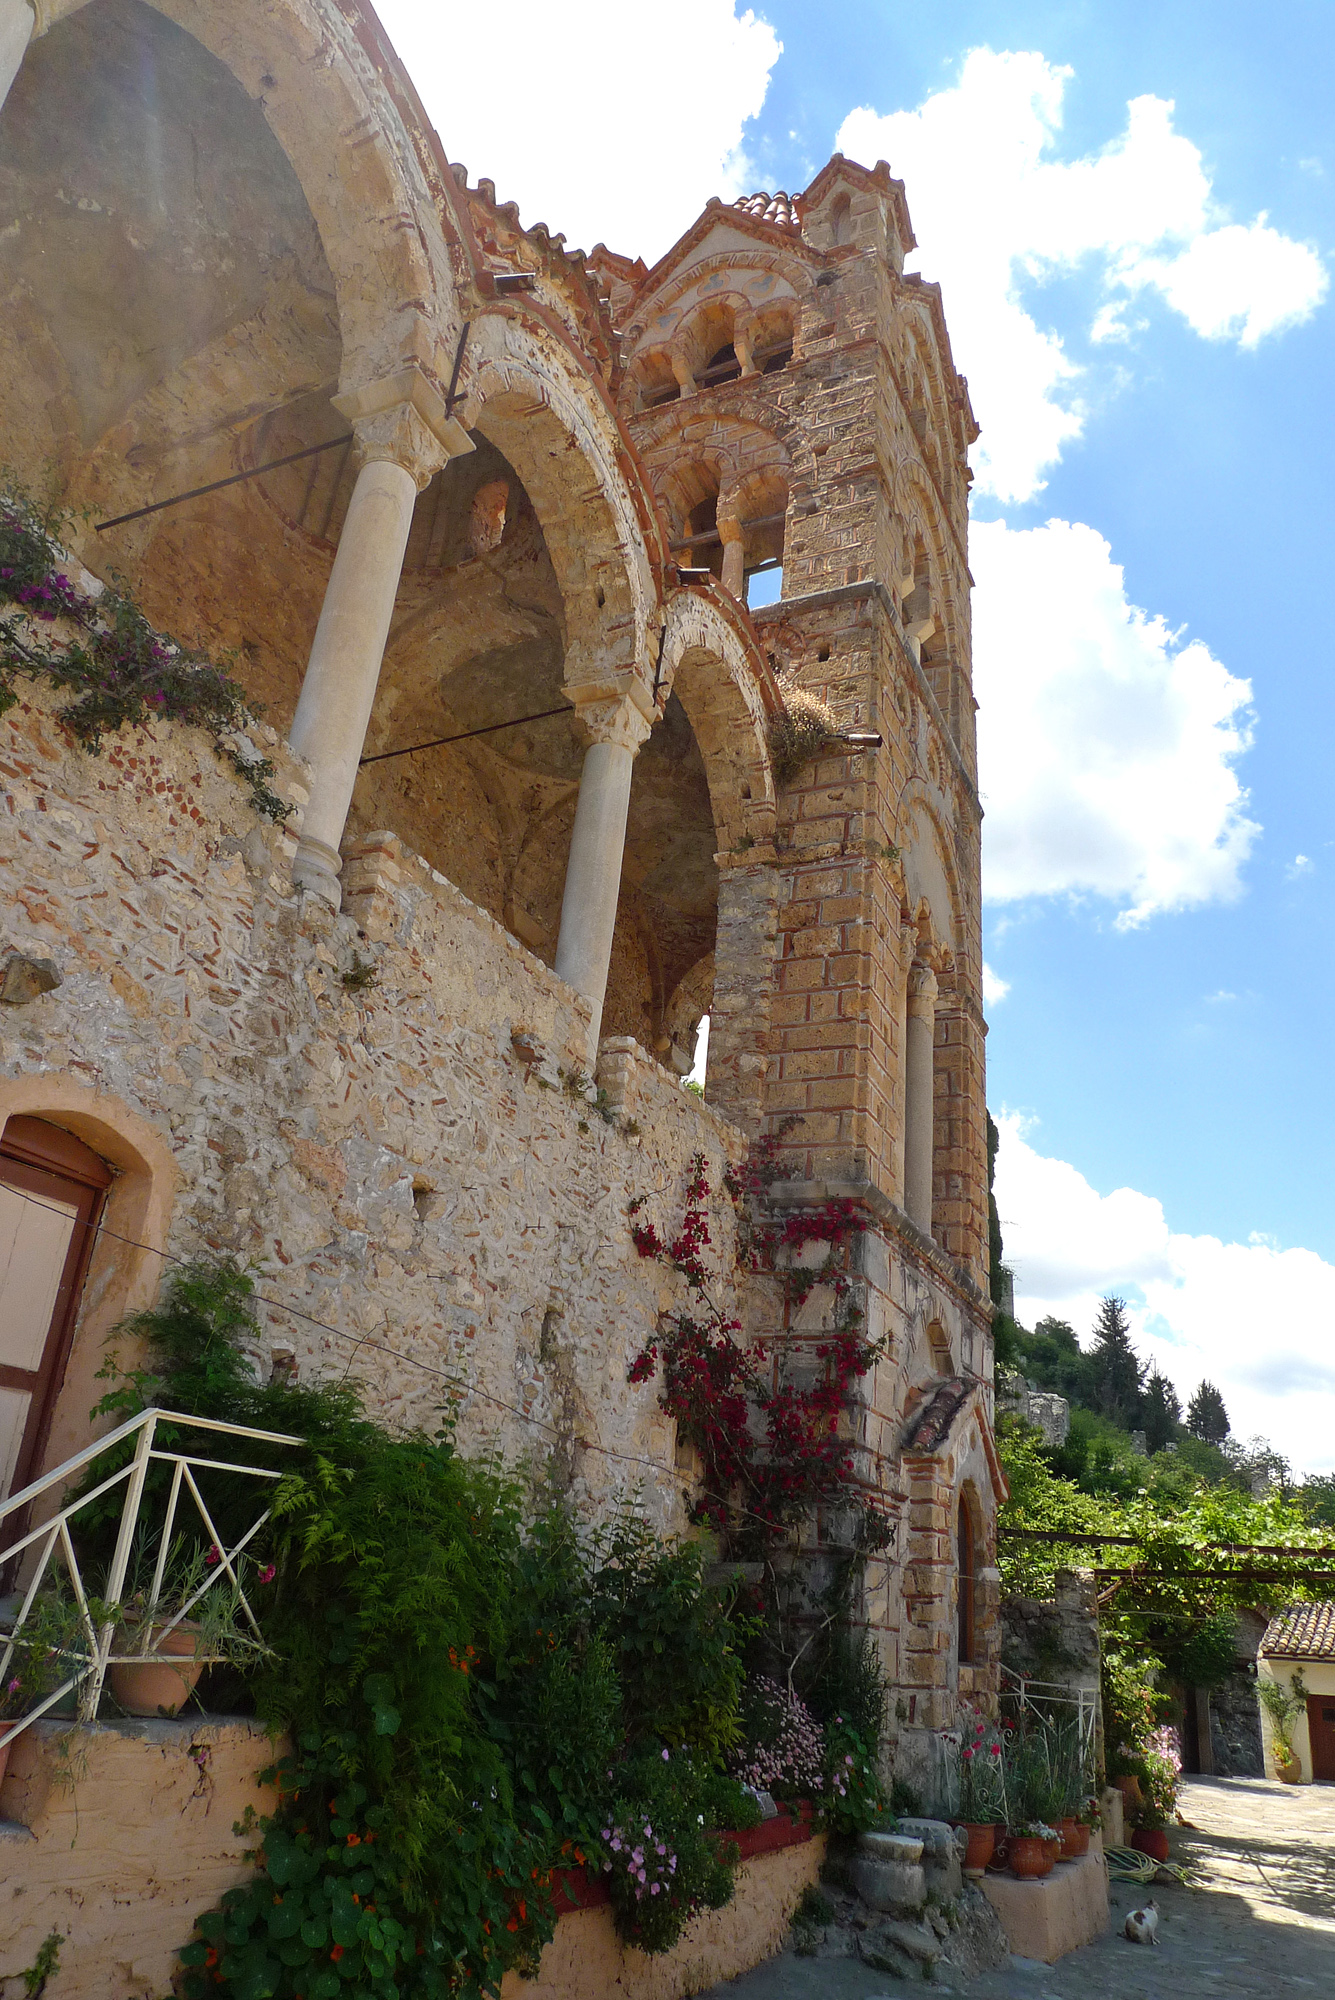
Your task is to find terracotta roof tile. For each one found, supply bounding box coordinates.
[732,191,799,231]
[1262,1601,1335,1662]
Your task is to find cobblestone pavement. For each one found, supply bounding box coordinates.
[700,1778,1335,2000]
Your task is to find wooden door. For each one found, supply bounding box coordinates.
[1307,1695,1335,1782]
[0,1116,110,1505]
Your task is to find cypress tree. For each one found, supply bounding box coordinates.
[1090,1294,1145,1429]
[1186,1379,1231,1445]
[1143,1368,1182,1451]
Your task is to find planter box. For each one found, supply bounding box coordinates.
[549,1804,816,1914]
[503,1829,826,2000]
[980,1831,1109,1964]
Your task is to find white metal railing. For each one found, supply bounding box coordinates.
[998,1662,1099,1766]
[0,1407,300,1749]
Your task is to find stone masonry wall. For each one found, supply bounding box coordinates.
[0,676,748,1523]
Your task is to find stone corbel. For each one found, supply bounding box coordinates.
[333,363,475,490]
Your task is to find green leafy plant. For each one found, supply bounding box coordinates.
[19,1929,62,1999]
[1257,1668,1308,1762]
[0,480,288,821]
[87,1260,773,1994]
[599,1749,753,1955]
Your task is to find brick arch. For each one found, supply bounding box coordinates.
[627,245,810,346]
[897,467,966,669]
[656,587,783,1134]
[137,0,467,391]
[460,314,662,696]
[899,782,966,960]
[658,585,780,850]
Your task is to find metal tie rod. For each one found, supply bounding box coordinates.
[95,434,355,532]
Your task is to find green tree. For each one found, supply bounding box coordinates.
[1017,1316,1100,1408]
[1186,1380,1230,1446]
[1090,1296,1145,1429]
[1143,1369,1182,1452]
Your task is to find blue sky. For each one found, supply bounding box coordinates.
[376,1,1335,1469]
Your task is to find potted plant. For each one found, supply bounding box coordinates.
[955,1709,1006,1875]
[1007,1821,1057,1878]
[108,1544,265,1719]
[1063,1796,1099,1860]
[0,1588,101,1777]
[1257,1670,1307,1783]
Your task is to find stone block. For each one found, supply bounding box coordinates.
[979,1837,1109,1964]
[850,1830,926,1916]
[896,1817,964,1901]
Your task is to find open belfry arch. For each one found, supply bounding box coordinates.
[0,1,999,1799]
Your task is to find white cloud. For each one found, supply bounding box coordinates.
[374,1,781,263]
[1286,854,1314,880]
[973,517,1258,923]
[982,963,1010,1007]
[994,1113,1335,1474]
[837,50,1327,501]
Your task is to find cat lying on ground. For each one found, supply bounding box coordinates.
[1124,1900,1160,1945]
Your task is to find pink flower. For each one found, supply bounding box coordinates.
[258,1564,276,1585]
[205,1545,221,1567]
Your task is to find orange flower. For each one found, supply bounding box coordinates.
[346,1833,362,1846]
[330,1945,344,1961]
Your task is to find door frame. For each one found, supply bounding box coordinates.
[0,1116,111,1500]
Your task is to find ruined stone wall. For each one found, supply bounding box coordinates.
[0,676,748,1523]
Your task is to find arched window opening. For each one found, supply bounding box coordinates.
[699,341,742,389]
[636,350,681,411]
[830,192,853,246]
[750,304,795,373]
[0,1117,111,1504]
[668,463,725,580]
[957,1492,977,1666]
[737,470,788,607]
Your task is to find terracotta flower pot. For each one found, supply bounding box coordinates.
[957,1823,996,1876]
[107,1621,203,1719]
[1007,1835,1054,1880]
[1114,1774,1143,1809]
[1061,1820,1091,1860]
[0,1734,12,1791]
[1276,1751,1302,1785]
[1131,1827,1169,1863]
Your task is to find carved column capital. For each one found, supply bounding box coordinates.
[333,363,475,492]
[907,960,939,1018]
[568,688,654,755]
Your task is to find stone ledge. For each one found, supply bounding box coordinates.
[979,1836,1109,1964]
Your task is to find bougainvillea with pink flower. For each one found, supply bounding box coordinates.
[627,1132,890,1553]
[0,482,287,820]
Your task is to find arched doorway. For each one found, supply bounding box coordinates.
[0,1116,111,1501]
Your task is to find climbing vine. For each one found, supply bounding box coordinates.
[0,482,289,820]
[628,1130,890,1554]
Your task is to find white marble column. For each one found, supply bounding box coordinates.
[718,519,746,600]
[904,960,938,1234]
[0,1,35,108]
[554,693,653,1049]
[289,370,473,902]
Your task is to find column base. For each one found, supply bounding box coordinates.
[291,834,342,907]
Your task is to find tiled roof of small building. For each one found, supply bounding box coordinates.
[1262,1601,1335,1662]
[732,191,799,230]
